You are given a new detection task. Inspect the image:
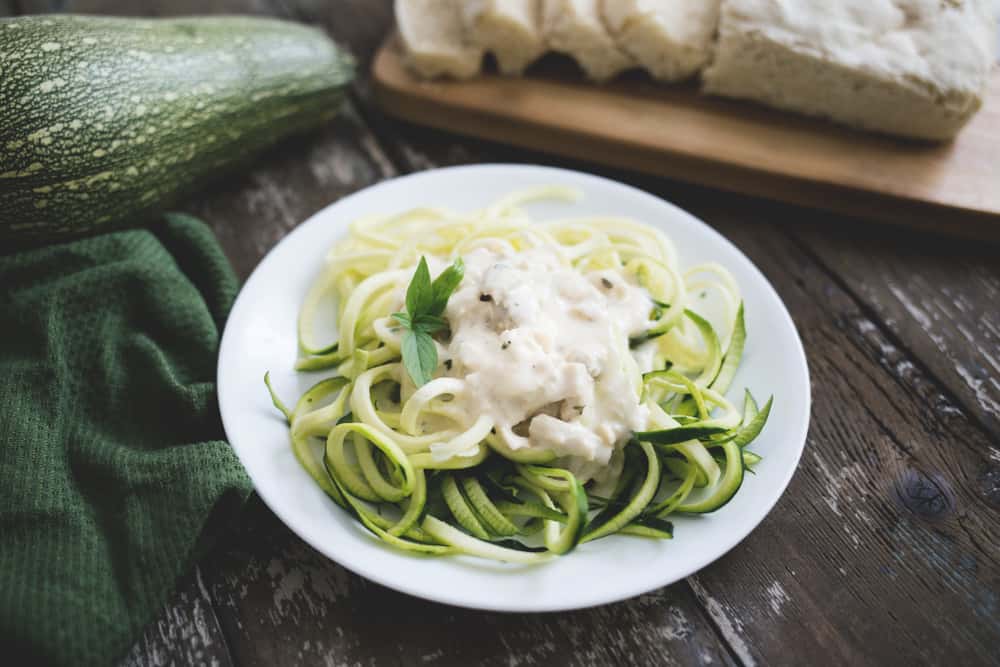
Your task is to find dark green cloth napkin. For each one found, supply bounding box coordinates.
[0,214,252,665]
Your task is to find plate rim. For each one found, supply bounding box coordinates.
[218,163,812,612]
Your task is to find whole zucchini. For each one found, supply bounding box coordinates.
[0,15,354,240]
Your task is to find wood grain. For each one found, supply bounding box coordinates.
[790,221,1000,440]
[359,117,1000,664]
[205,499,738,667]
[247,9,1000,656]
[279,0,394,66]
[14,1,1000,666]
[119,568,234,667]
[192,102,395,281]
[184,51,742,664]
[685,204,1000,666]
[373,35,1000,239]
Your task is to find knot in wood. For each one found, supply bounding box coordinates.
[895,467,953,520]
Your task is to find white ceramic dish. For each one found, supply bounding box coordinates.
[218,164,811,612]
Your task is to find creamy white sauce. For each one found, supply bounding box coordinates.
[442,242,652,480]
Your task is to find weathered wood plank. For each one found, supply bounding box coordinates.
[191,101,395,280]
[332,37,1000,656]
[118,567,234,667]
[204,499,737,667]
[282,0,393,66]
[8,4,392,667]
[363,111,1000,663]
[187,75,738,665]
[18,3,1000,667]
[671,192,1000,666]
[789,220,1000,440]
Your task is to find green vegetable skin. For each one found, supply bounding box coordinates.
[0,15,354,240]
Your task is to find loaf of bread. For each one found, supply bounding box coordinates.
[542,0,635,81]
[702,0,997,140]
[602,0,721,82]
[393,0,996,141]
[463,0,547,75]
[396,0,484,79]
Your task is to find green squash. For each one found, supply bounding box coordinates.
[0,14,354,240]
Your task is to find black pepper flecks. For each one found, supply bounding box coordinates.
[601,277,613,289]
[479,293,493,302]
[501,341,511,350]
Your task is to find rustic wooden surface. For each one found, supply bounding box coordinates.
[6,1,1000,665]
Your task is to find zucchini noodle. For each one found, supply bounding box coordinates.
[267,188,773,562]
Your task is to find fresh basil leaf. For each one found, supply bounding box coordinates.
[412,314,448,334]
[405,256,433,318]
[401,330,438,387]
[429,257,465,315]
[401,331,422,386]
[398,256,461,386]
[415,331,438,385]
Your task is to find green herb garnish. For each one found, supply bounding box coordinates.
[393,256,464,387]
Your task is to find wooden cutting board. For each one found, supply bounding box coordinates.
[372,34,1000,240]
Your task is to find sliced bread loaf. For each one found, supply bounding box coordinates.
[602,0,721,82]
[542,0,636,81]
[702,0,997,140]
[464,0,547,75]
[396,0,484,79]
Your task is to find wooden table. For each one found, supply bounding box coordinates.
[7,1,1000,664]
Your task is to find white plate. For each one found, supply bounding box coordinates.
[218,164,810,612]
